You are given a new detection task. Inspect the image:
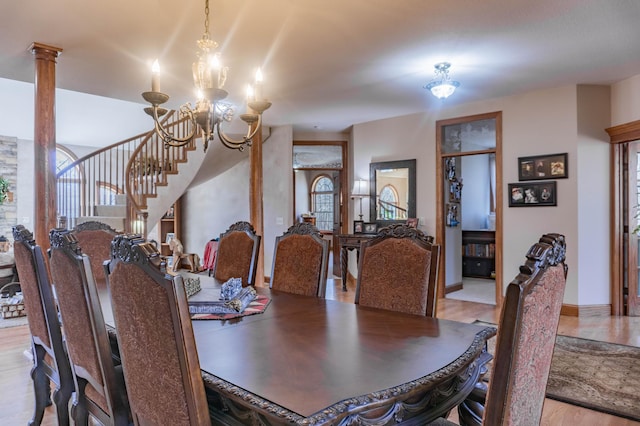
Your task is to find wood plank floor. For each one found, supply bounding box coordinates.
[1,278,639,425]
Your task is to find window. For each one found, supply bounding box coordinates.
[97,182,119,206]
[311,175,333,231]
[379,185,402,219]
[56,146,81,228]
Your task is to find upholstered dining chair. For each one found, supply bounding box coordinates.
[12,225,73,426]
[354,223,440,316]
[105,234,211,426]
[270,222,329,297]
[212,221,261,287]
[430,233,568,426]
[48,229,130,426]
[72,220,118,290]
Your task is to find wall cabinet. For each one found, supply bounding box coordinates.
[158,198,181,257]
[462,230,495,279]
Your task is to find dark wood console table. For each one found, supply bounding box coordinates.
[337,234,376,291]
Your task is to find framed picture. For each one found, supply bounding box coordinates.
[508,181,557,207]
[518,153,568,181]
[165,232,175,244]
[406,218,418,228]
[448,178,463,202]
[353,220,364,233]
[363,222,378,234]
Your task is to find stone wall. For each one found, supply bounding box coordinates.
[0,136,18,242]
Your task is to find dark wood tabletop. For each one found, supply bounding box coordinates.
[102,275,495,425]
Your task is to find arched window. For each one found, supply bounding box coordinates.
[311,175,333,231]
[379,185,401,219]
[56,146,81,228]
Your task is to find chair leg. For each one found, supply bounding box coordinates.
[28,360,50,426]
[51,383,72,426]
[72,380,90,426]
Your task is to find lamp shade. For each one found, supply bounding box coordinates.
[351,179,369,197]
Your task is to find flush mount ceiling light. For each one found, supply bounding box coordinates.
[424,62,460,100]
[142,0,271,152]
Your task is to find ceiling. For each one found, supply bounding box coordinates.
[2,0,640,147]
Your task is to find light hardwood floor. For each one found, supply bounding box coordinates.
[1,277,639,425]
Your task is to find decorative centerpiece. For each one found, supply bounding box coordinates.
[188,277,257,315]
[183,277,202,298]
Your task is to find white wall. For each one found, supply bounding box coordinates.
[182,157,251,256]
[611,74,640,126]
[262,125,294,276]
[576,86,611,305]
[294,170,310,220]
[461,155,491,230]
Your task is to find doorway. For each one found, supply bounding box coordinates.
[435,112,503,307]
[292,141,348,276]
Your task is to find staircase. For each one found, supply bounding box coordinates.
[56,110,204,236]
[76,194,128,231]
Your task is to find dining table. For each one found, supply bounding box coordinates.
[101,273,495,426]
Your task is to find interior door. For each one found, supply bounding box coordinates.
[332,172,341,276]
[626,143,640,315]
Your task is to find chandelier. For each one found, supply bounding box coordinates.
[142,0,271,152]
[424,62,460,100]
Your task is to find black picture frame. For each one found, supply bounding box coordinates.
[353,220,364,233]
[518,153,568,181]
[508,181,557,207]
[363,222,378,234]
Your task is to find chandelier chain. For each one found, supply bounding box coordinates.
[203,0,210,41]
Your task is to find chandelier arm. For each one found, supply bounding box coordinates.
[151,105,197,147]
[215,114,263,151]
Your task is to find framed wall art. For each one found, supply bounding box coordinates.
[508,181,557,207]
[363,222,378,234]
[518,153,568,181]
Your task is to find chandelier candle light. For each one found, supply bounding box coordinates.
[424,62,460,100]
[142,0,271,152]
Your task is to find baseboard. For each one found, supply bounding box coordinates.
[445,282,463,294]
[560,304,611,317]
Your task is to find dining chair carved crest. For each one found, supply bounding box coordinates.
[212,221,261,287]
[48,228,130,426]
[270,222,329,297]
[354,223,440,316]
[12,225,73,426]
[72,220,119,291]
[430,233,568,426]
[104,234,211,426]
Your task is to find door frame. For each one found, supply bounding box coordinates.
[292,140,348,274]
[435,111,503,307]
[606,119,640,315]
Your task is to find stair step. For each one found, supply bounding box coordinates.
[95,204,127,217]
[76,216,125,232]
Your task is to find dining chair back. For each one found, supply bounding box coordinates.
[104,234,211,426]
[212,221,261,287]
[48,228,130,425]
[12,225,73,426]
[72,221,118,290]
[355,223,439,316]
[270,222,329,297]
[430,233,568,426]
[482,233,568,425]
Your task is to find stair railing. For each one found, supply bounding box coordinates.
[56,110,194,234]
[125,116,198,236]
